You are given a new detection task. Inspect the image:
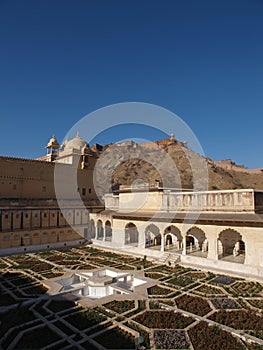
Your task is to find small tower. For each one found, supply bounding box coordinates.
[45,135,60,161]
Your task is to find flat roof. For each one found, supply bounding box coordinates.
[99,210,263,227]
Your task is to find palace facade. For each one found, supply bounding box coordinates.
[0,134,102,254]
[90,185,263,279]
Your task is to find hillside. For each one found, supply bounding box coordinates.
[98,137,263,191]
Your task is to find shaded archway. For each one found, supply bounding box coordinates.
[166,234,172,245]
[218,229,245,262]
[164,226,182,250]
[97,220,104,240]
[125,223,139,246]
[89,219,96,239]
[105,220,112,241]
[145,224,161,247]
[186,235,195,247]
[186,227,208,255]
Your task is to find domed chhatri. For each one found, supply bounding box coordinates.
[45,135,60,150]
[63,132,87,151]
[45,135,60,161]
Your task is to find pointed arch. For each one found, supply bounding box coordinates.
[97,220,104,240]
[186,226,208,253]
[105,220,112,241]
[164,225,182,249]
[89,219,95,239]
[218,229,245,261]
[145,224,161,247]
[125,222,139,246]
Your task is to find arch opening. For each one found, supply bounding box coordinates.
[186,227,208,257]
[89,219,95,239]
[145,224,161,248]
[218,229,245,263]
[105,221,112,241]
[97,220,104,240]
[163,226,182,251]
[125,223,139,246]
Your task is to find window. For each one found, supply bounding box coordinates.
[42,186,46,192]
[82,188,86,196]
[89,188,92,194]
[43,213,47,218]
[5,214,8,219]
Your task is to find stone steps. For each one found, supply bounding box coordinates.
[158,252,181,266]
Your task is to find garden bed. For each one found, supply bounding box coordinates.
[147,285,175,296]
[194,284,225,296]
[103,300,135,314]
[64,310,106,330]
[94,326,135,349]
[15,325,60,349]
[167,275,195,287]
[154,329,190,349]
[175,294,212,316]
[210,275,236,286]
[188,321,244,350]
[210,298,241,309]
[22,285,48,296]
[145,272,166,280]
[47,299,76,313]
[183,271,207,281]
[231,281,263,296]
[246,299,263,310]
[208,310,263,331]
[133,310,194,329]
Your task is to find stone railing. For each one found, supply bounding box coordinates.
[162,189,256,213]
[104,189,262,213]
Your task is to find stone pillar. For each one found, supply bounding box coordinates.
[102,224,106,241]
[207,236,219,260]
[95,222,98,240]
[182,236,187,255]
[161,234,165,252]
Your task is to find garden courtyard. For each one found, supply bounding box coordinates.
[1,246,263,350]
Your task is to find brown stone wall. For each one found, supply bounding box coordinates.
[0,156,98,201]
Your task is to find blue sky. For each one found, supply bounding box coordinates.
[0,0,262,168]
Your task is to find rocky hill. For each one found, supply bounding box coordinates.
[97,137,263,191]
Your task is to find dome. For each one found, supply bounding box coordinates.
[64,132,87,151]
[46,135,60,149]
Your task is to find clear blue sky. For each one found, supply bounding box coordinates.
[0,0,262,168]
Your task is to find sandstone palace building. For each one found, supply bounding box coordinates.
[0,134,103,252]
[1,134,263,279]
